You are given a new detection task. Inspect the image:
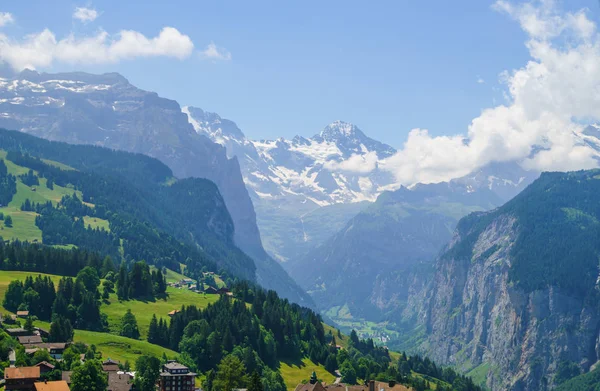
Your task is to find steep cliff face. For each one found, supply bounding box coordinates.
[291,181,505,320]
[419,171,600,390]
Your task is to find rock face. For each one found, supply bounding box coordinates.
[291,180,507,320]
[0,70,312,306]
[416,171,600,390]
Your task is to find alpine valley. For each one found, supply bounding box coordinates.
[0,69,311,306]
[5,69,600,391]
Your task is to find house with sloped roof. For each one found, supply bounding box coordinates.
[6,328,29,337]
[107,372,133,391]
[18,336,43,345]
[159,361,196,391]
[60,372,71,386]
[4,366,40,391]
[34,362,55,375]
[33,380,70,391]
[23,343,67,359]
[102,358,120,372]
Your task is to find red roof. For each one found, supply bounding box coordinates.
[34,380,70,391]
[5,366,40,379]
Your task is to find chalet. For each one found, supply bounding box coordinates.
[16,311,29,318]
[6,328,29,337]
[33,381,70,391]
[23,343,67,359]
[217,287,230,295]
[107,371,133,391]
[102,358,120,372]
[159,361,196,391]
[179,279,194,288]
[34,328,50,338]
[18,336,43,345]
[4,366,40,391]
[204,286,218,295]
[294,380,410,391]
[167,310,180,318]
[34,362,55,375]
[293,380,326,391]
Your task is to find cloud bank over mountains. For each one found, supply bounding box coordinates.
[355,0,600,186]
[0,0,596,188]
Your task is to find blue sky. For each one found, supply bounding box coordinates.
[0,0,598,147]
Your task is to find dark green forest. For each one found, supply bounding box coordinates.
[0,128,256,281]
[446,169,600,298]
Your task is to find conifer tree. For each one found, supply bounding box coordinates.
[120,309,140,340]
[148,314,159,344]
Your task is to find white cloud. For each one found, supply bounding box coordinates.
[73,7,98,23]
[379,0,600,185]
[477,77,485,84]
[200,42,231,61]
[0,12,14,27]
[0,27,195,71]
[324,151,379,174]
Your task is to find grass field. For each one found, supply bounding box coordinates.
[0,152,85,243]
[162,267,187,283]
[82,216,110,232]
[279,358,335,391]
[35,320,178,367]
[102,287,219,338]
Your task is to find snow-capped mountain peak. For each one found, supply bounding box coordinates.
[182,106,246,143]
[319,120,360,139]
[184,108,398,205]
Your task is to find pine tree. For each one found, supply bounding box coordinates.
[248,371,263,391]
[120,309,140,339]
[24,316,34,334]
[214,355,248,391]
[49,316,74,342]
[148,314,159,344]
[4,215,13,227]
[117,262,128,300]
[101,256,115,277]
[134,355,161,391]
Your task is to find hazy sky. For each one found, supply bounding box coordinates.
[0,0,597,151]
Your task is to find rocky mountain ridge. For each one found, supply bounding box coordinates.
[0,70,312,306]
[408,170,600,390]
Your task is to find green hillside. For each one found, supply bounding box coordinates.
[102,287,220,338]
[0,270,178,365]
[0,128,258,283]
[279,358,336,391]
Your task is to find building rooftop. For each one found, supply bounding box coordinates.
[18,335,43,345]
[61,372,72,384]
[34,380,70,391]
[5,366,40,379]
[164,362,189,371]
[107,371,133,391]
[35,362,55,370]
[23,343,66,350]
[6,328,27,335]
